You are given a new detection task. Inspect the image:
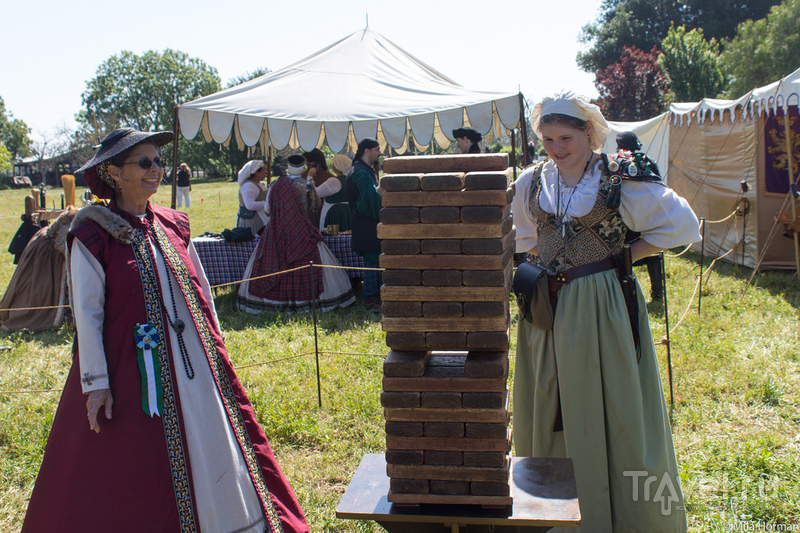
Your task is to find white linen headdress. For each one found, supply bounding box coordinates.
[237,160,264,186]
[531,91,611,151]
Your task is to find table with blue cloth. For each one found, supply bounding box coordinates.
[192,233,365,287]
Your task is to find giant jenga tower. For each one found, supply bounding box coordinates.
[378,153,515,506]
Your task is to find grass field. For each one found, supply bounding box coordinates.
[0,180,798,532]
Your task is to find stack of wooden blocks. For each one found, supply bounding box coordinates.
[377,153,515,506]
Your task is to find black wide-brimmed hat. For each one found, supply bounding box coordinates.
[78,128,173,198]
[452,127,482,144]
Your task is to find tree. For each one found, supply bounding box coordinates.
[577,0,781,74]
[720,0,800,98]
[0,143,12,173]
[227,67,271,89]
[80,49,222,135]
[595,46,668,121]
[658,25,724,102]
[0,96,33,159]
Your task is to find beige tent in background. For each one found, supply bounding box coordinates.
[603,67,800,271]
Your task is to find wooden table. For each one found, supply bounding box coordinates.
[336,454,580,532]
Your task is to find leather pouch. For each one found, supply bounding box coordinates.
[512,262,554,330]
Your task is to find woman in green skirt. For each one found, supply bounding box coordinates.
[511,91,701,532]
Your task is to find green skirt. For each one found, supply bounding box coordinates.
[513,270,687,532]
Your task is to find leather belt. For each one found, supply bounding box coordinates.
[548,256,619,289]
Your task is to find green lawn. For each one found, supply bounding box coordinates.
[0,181,798,532]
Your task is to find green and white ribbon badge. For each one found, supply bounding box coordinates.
[135,323,163,417]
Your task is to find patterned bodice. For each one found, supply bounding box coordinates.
[529,164,630,273]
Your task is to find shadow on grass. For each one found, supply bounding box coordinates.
[212,284,381,333]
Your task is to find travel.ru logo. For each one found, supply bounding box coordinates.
[623,470,682,516]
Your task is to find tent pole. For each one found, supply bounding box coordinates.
[783,112,800,279]
[171,105,180,210]
[518,93,530,166]
[698,218,705,315]
[510,130,517,176]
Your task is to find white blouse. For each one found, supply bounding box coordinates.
[511,158,702,254]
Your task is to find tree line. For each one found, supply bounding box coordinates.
[582,0,800,121]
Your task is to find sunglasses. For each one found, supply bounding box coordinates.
[120,156,164,169]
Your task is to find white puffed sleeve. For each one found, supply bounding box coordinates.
[619,181,702,249]
[239,181,268,213]
[315,177,342,199]
[69,239,110,393]
[511,167,538,254]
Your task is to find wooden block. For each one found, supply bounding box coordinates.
[387,492,512,506]
[385,432,512,452]
[463,301,507,318]
[419,206,460,224]
[382,269,422,285]
[502,214,513,235]
[382,317,508,333]
[382,240,421,255]
[426,331,467,349]
[471,481,511,497]
[389,478,429,494]
[422,302,463,318]
[379,254,509,271]
[420,391,462,409]
[382,286,507,302]
[420,239,461,254]
[386,464,511,483]
[385,332,427,350]
[377,222,505,240]
[423,422,464,438]
[386,421,424,437]
[424,451,463,466]
[420,173,465,191]
[465,351,508,378]
[466,423,509,439]
[382,301,422,317]
[467,332,510,350]
[380,174,423,191]
[381,189,513,208]
[380,391,421,408]
[460,204,511,224]
[462,232,515,256]
[421,270,462,286]
[463,451,509,468]
[462,392,507,409]
[380,207,420,224]
[383,353,507,392]
[463,262,512,287]
[464,169,513,190]
[385,449,424,465]
[383,350,432,377]
[382,154,509,174]
[385,407,508,423]
[430,480,469,495]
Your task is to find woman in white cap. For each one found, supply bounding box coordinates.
[236,159,269,235]
[511,92,701,532]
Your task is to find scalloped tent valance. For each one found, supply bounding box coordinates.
[179,28,522,154]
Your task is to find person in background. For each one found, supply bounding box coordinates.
[287,154,323,226]
[318,153,353,232]
[22,128,308,532]
[176,162,192,208]
[452,126,483,154]
[511,92,701,532]
[237,157,355,313]
[617,131,664,300]
[346,138,383,313]
[302,149,333,227]
[236,159,269,236]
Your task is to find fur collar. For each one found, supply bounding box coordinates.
[70,205,134,244]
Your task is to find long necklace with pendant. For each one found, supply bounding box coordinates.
[557,155,594,268]
[156,242,195,380]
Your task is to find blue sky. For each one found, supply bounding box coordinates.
[0,0,603,139]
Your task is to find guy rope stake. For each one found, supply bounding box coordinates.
[309,261,322,408]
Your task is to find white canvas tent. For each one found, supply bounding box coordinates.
[602,67,800,270]
[178,27,522,154]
